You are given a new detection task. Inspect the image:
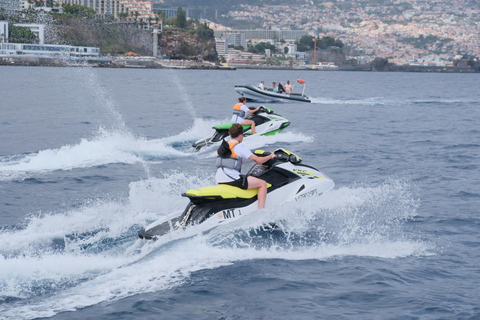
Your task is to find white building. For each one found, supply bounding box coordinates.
[62,0,156,20]
[249,38,274,46]
[214,29,307,42]
[222,32,246,50]
[0,0,21,14]
[215,38,228,55]
[223,48,267,65]
[285,44,297,56]
[0,42,101,58]
[0,21,8,43]
[20,0,60,12]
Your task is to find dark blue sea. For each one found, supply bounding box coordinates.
[0,66,479,320]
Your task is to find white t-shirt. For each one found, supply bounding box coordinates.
[230,104,250,123]
[215,142,253,183]
[258,83,265,90]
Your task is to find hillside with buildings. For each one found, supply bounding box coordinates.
[2,0,480,70]
[1,4,218,63]
[166,0,480,67]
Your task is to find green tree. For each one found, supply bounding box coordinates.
[296,35,343,51]
[156,10,166,24]
[317,36,343,49]
[296,35,314,51]
[9,25,38,43]
[176,7,187,29]
[196,23,213,41]
[62,4,96,18]
[284,46,289,54]
[253,42,276,54]
[247,44,258,53]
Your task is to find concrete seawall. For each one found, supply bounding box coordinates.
[0,56,234,69]
[1,56,478,72]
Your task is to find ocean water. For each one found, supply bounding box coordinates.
[0,66,479,320]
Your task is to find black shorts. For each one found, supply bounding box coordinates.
[220,175,248,189]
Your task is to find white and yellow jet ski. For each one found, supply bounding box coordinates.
[138,149,334,240]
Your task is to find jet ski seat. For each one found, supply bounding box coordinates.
[183,183,271,201]
[213,123,251,131]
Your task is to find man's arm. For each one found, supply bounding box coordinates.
[249,153,276,164]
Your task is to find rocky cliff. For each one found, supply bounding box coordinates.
[158,27,217,62]
[305,47,347,65]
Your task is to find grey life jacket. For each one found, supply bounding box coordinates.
[216,140,242,172]
[232,103,246,120]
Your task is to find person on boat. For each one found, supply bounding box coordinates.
[232,97,259,134]
[216,123,276,209]
[272,82,278,93]
[258,81,265,90]
[284,80,293,94]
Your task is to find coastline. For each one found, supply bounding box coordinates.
[1,55,479,73]
[0,56,236,70]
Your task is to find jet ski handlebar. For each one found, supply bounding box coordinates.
[253,148,302,166]
[248,105,273,115]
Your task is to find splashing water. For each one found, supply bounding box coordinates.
[0,173,432,319]
[169,70,196,119]
[309,96,479,105]
[71,67,129,134]
[0,117,313,181]
[208,177,424,256]
[71,66,156,178]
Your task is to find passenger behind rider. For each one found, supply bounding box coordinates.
[231,96,259,134]
[216,123,276,209]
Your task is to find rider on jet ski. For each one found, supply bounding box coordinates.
[215,123,276,209]
[232,97,259,134]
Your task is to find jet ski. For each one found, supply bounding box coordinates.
[234,79,311,103]
[192,106,290,151]
[138,148,335,240]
